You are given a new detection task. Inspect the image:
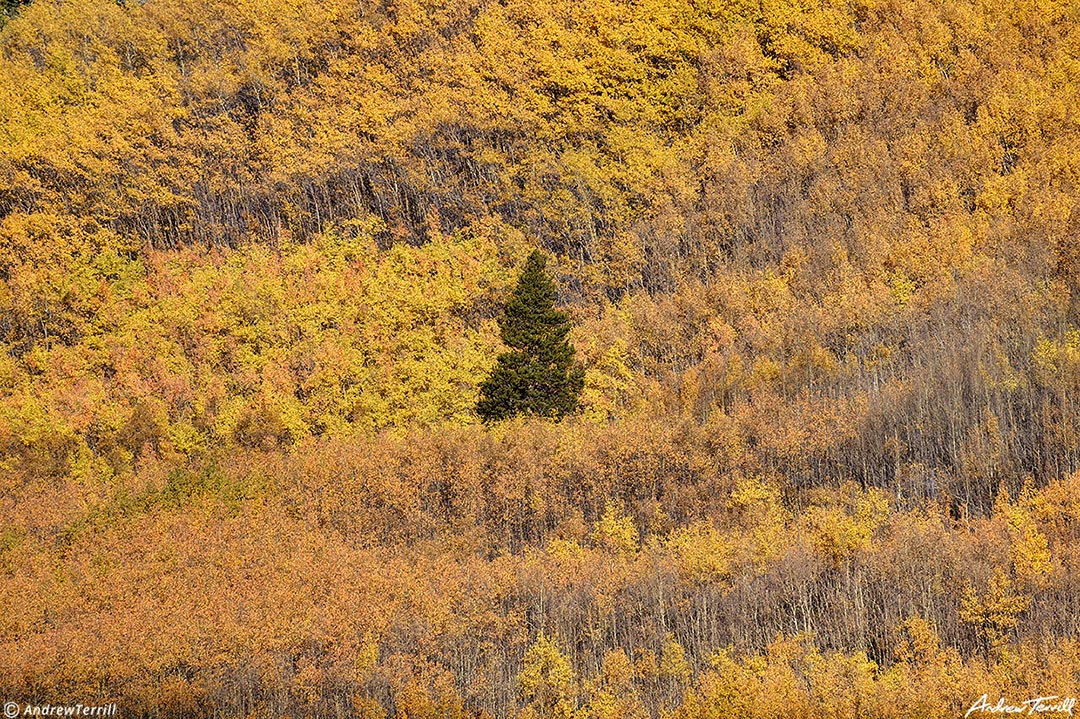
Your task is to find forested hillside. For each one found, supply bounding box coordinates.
[3,0,1080,716]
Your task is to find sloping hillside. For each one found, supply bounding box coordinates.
[2,0,1080,716]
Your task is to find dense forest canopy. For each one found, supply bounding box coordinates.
[3,0,1080,716]
[4,0,1080,503]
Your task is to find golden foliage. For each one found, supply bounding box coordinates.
[5,0,1080,713]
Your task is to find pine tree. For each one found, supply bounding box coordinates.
[477,250,585,422]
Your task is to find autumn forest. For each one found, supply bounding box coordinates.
[2,0,1080,715]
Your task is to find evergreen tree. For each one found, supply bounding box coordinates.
[477,250,585,422]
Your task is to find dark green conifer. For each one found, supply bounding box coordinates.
[477,250,585,422]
